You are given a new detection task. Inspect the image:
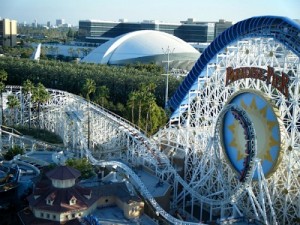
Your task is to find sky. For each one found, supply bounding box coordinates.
[1,0,300,26]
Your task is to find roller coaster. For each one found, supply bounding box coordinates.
[0,16,300,225]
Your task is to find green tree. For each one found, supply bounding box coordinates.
[7,95,20,127]
[65,158,95,179]
[147,102,167,135]
[67,28,74,39]
[94,85,109,107]
[82,78,96,100]
[137,83,155,128]
[126,83,166,135]
[127,91,138,124]
[31,82,50,130]
[3,145,24,161]
[82,78,96,149]
[22,79,35,129]
[0,69,8,125]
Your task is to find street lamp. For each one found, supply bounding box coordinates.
[162,46,175,109]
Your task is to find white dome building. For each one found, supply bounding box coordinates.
[81,30,200,71]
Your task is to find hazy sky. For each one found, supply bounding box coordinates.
[1,0,299,26]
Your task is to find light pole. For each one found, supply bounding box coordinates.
[162,46,174,109]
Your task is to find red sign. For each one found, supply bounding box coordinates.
[226,66,289,98]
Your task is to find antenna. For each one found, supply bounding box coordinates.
[162,46,175,109]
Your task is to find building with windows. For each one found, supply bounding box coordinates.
[19,165,144,225]
[56,19,65,27]
[214,19,233,38]
[0,18,17,47]
[78,19,217,44]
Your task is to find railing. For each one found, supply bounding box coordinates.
[2,86,216,223]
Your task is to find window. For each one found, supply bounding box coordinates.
[53,215,56,219]
[72,213,76,218]
[70,197,77,205]
[40,212,44,217]
[47,214,50,219]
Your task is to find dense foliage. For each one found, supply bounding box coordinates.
[65,158,95,179]
[3,145,25,160]
[15,126,63,144]
[0,57,182,134]
[0,57,180,106]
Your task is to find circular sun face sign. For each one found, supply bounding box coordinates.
[221,90,283,179]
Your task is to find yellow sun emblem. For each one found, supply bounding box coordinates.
[228,97,278,163]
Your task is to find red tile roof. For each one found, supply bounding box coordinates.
[27,184,95,213]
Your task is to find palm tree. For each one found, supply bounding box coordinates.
[0,69,8,126]
[31,82,50,130]
[82,78,96,100]
[7,95,20,127]
[82,79,96,149]
[137,83,156,128]
[22,79,35,129]
[127,91,138,123]
[144,94,156,135]
[95,85,109,107]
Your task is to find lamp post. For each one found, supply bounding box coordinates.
[162,46,174,109]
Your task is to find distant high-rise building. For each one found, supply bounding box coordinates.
[34,19,37,28]
[78,19,216,44]
[214,19,233,38]
[47,21,51,27]
[56,19,65,27]
[0,18,17,47]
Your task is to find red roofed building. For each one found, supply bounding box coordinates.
[19,165,144,225]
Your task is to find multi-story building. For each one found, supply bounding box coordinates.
[56,19,65,27]
[214,19,233,38]
[78,19,216,44]
[0,18,17,47]
[19,165,144,224]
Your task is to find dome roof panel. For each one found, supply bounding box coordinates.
[81,30,200,65]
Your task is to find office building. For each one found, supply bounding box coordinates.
[33,19,38,28]
[0,18,17,47]
[56,19,65,27]
[214,19,233,38]
[78,19,216,44]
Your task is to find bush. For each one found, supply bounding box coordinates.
[3,145,25,160]
[15,126,63,144]
[65,158,95,179]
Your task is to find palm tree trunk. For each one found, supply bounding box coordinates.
[10,108,13,127]
[138,100,142,127]
[28,100,31,130]
[145,110,149,135]
[131,102,135,123]
[1,93,3,126]
[38,102,41,130]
